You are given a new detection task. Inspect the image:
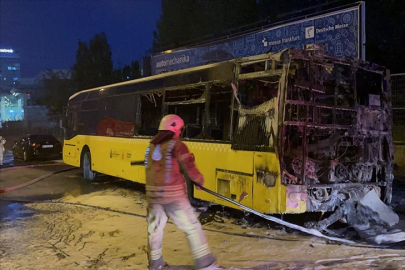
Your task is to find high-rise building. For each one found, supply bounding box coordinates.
[0,48,24,124]
[0,48,20,91]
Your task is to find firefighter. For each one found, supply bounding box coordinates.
[145,114,221,270]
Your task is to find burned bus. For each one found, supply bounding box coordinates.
[63,46,393,214]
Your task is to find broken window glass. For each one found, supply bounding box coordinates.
[232,100,277,152]
[237,79,278,108]
[138,92,162,136]
[168,103,204,138]
[208,86,232,141]
[164,88,205,104]
[232,79,278,151]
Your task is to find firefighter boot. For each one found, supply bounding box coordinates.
[148,257,168,270]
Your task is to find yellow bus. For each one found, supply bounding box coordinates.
[62,47,393,215]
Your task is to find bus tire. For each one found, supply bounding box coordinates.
[83,151,96,181]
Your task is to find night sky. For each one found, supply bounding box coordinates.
[0,0,161,77]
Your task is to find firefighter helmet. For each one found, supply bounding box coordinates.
[158,114,184,133]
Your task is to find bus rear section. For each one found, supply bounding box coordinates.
[196,48,393,215]
[280,48,393,214]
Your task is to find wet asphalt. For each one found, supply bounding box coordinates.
[0,150,143,222]
[1,151,405,269]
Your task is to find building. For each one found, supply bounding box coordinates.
[0,46,71,133]
[0,48,20,90]
[0,48,24,125]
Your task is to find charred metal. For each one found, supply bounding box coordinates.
[279,48,393,212]
[256,169,278,188]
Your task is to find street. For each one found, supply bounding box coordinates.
[1,155,405,270]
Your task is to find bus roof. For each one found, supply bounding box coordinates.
[68,47,386,102]
[68,49,291,101]
[69,60,236,101]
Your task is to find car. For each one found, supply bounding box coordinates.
[12,134,62,161]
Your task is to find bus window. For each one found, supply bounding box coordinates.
[100,93,138,122]
[168,104,204,138]
[285,104,307,122]
[65,110,77,139]
[96,93,138,137]
[208,85,232,141]
[164,88,206,139]
[79,99,99,135]
[164,88,204,103]
[356,69,382,107]
[237,80,278,107]
[292,60,310,87]
[319,64,355,108]
[232,79,278,151]
[232,111,276,152]
[138,92,162,136]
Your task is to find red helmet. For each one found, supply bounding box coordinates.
[158,114,184,133]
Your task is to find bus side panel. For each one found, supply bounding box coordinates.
[89,136,149,183]
[252,152,282,213]
[65,137,304,214]
[252,152,306,214]
[63,136,150,183]
[63,137,81,167]
[188,142,255,209]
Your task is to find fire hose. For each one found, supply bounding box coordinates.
[194,184,357,244]
[131,160,355,244]
[194,184,403,247]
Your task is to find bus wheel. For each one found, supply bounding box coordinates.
[83,151,96,181]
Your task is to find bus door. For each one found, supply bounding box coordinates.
[64,110,78,158]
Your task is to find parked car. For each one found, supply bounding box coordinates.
[12,134,62,161]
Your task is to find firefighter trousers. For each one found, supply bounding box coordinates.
[147,197,216,269]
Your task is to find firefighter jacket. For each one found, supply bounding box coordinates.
[145,138,204,204]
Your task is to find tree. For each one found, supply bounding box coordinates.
[363,0,405,73]
[72,32,114,90]
[111,60,142,82]
[125,60,142,80]
[153,0,258,52]
[153,0,200,52]
[36,70,77,115]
